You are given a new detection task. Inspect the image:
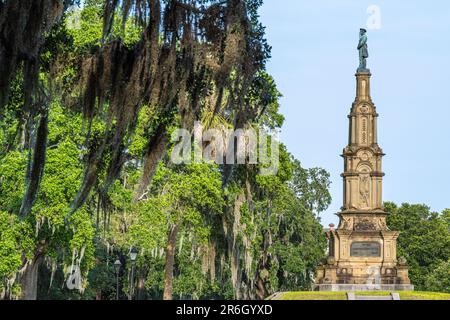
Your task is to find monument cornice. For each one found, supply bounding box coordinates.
[341,145,385,156]
[340,172,359,177]
[370,171,385,177]
[337,211,387,216]
[354,71,372,76]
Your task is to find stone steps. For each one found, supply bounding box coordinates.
[347,292,400,300]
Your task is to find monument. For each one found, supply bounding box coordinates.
[314,30,414,291]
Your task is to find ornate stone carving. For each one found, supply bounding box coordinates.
[398,257,407,266]
[358,105,369,114]
[360,152,369,161]
[341,216,387,231]
[359,173,371,209]
[327,256,336,266]
[340,216,354,230]
[361,117,368,144]
[377,217,388,230]
[354,218,376,231]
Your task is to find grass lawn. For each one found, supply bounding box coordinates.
[269,291,450,300]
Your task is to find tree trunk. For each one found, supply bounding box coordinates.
[136,267,148,300]
[255,263,269,300]
[20,255,43,300]
[163,224,178,300]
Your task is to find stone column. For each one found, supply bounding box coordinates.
[355,71,371,101]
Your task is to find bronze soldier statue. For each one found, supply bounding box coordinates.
[357,28,369,72]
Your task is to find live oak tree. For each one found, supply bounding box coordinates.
[1,0,259,297]
[0,0,336,300]
[0,102,96,299]
[145,162,224,300]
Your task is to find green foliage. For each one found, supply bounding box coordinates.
[0,100,97,296]
[290,160,332,215]
[386,202,450,291]
[151,162,224,235]
[0,151,27,212]
[262,174,328,292]
[256,143,293,194]
[67,0,142,52]
[424,259,450,293]
[247,72,284,129]
[0,75,24,157]
[68,1,103,51]
[224,145,331,296]
[84,245,117,300]
[173,236,210,300]
[129,197,168,251]
[0,212,34,279]
[0,0,337,301]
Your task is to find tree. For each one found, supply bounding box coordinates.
[129,162,224,300]
[424,259,450,293]
[386,202,450,291]
[255,153,330,295]
[0,0,336,300]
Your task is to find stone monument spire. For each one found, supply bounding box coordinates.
[341,70,385,215]
[314,30,413,291]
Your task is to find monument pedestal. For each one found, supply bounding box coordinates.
[314,223,413,291]
[313,284,414,292]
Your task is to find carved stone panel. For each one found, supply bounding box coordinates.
[357,165,372,210]
[340,216,388,231]
[354,217,376,231]
[339,216,354,230]
[361,117,368,145]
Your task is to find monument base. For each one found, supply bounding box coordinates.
[313,284,414,292]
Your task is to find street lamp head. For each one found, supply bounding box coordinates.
[114,259,122,273]
[129,246,138,262]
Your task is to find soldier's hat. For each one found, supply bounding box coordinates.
[360,28,367,33]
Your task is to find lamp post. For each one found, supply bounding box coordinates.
[114,259,121,300]
[129,246,138,300]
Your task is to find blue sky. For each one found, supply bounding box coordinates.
[259,0,450,225]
